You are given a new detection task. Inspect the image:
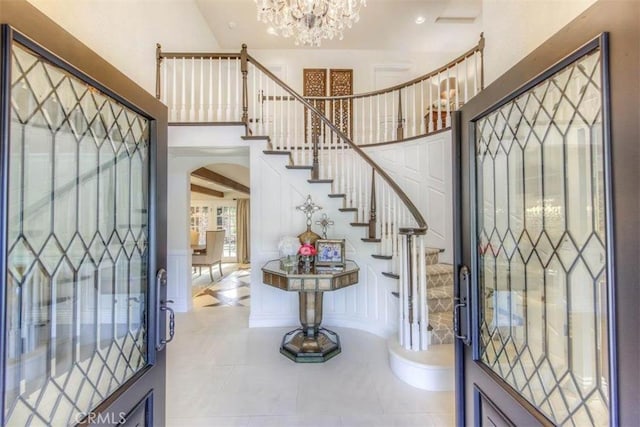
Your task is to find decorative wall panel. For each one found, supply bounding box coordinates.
[329,69,353,138]
[303,69,326,145]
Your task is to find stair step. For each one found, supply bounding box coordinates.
[362,238,381,243]
[371,254,392,260]
[242,135,270,141]
[427,263,454,288]
[430,312,454,345]
[328,193,346,198]
[428,286,454,313]
[382,272,399,279]
[426,247,445,265]
[263,150,290,156]
[286,165,313,170]
[339,207,358,212]
[350,222,369,227]
[308,179,333,184]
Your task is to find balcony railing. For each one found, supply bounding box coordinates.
[156,35,484,145]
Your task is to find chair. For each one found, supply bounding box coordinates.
[192,230,225,281]
[190,230,200,247]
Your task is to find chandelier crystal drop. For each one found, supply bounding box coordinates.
[255,0,367,47]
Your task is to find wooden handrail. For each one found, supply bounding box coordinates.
[305,33,484,101]
[246,52,427,233]
[159,52,241,60]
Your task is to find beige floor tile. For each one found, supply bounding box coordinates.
[166,266,456,425]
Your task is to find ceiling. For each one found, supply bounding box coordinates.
[191,163,250,198]
[195,0,483,52]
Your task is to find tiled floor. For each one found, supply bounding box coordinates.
[166,266,455,427]
[192,264,251,308]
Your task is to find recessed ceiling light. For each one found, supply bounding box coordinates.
[266,26,278,36]
[415,16,426,25]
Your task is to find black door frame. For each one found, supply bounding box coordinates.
[453,1,640,424]
[0,0,168,424]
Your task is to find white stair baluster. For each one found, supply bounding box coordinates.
[455,61,460,112]
[217,60,222,121]
[190,58,195,121]
[161,58,167,105]
[419,236,428,350]
[474,52,479,96]
[411,234,419,349]
[208,58,214,121]
[226,58,231,121]
[199,59,204,121]
[420,80,425,134]
[236,58,241,121]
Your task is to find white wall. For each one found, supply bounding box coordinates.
[481,0,598,85]
[364,132,454,263]
[248,48,461,95]
[26,0,220,96]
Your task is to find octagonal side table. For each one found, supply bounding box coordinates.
[261,260,359,362]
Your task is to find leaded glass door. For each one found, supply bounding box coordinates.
[0,25,168,426]
[455,32,617,426]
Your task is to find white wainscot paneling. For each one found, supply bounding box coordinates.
[167,249,191,312]
[428,141,445,183]
[427,188,446,240]
[404,145,420,173]
[363,131,453,263]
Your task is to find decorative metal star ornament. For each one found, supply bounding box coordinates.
[315,213,334,239]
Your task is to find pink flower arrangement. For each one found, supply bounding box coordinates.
[298,243,317,256]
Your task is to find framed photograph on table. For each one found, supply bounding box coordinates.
[315,239,345,267]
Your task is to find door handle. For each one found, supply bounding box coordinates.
[160,301,175,346]
[454,265,471,346]
[155,269,175,351]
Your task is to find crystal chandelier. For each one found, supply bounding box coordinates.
[255,0,367,47]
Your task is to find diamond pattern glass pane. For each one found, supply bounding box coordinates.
[475,48,609,426]
[5,42,150,426]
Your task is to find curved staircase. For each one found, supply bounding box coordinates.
[157,38,484,390]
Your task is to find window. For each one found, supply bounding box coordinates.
[218,206,237,258]
[190,206,209,244]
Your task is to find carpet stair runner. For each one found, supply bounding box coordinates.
[425,254,454,345]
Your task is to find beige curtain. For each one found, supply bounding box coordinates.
[236,199,250,264]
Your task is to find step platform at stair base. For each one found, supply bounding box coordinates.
[387,339,454,391]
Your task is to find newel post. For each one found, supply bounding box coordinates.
[368,169,377,239]
[399,229,429,351]
[241,44,249,132]
[155,43,162,100]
